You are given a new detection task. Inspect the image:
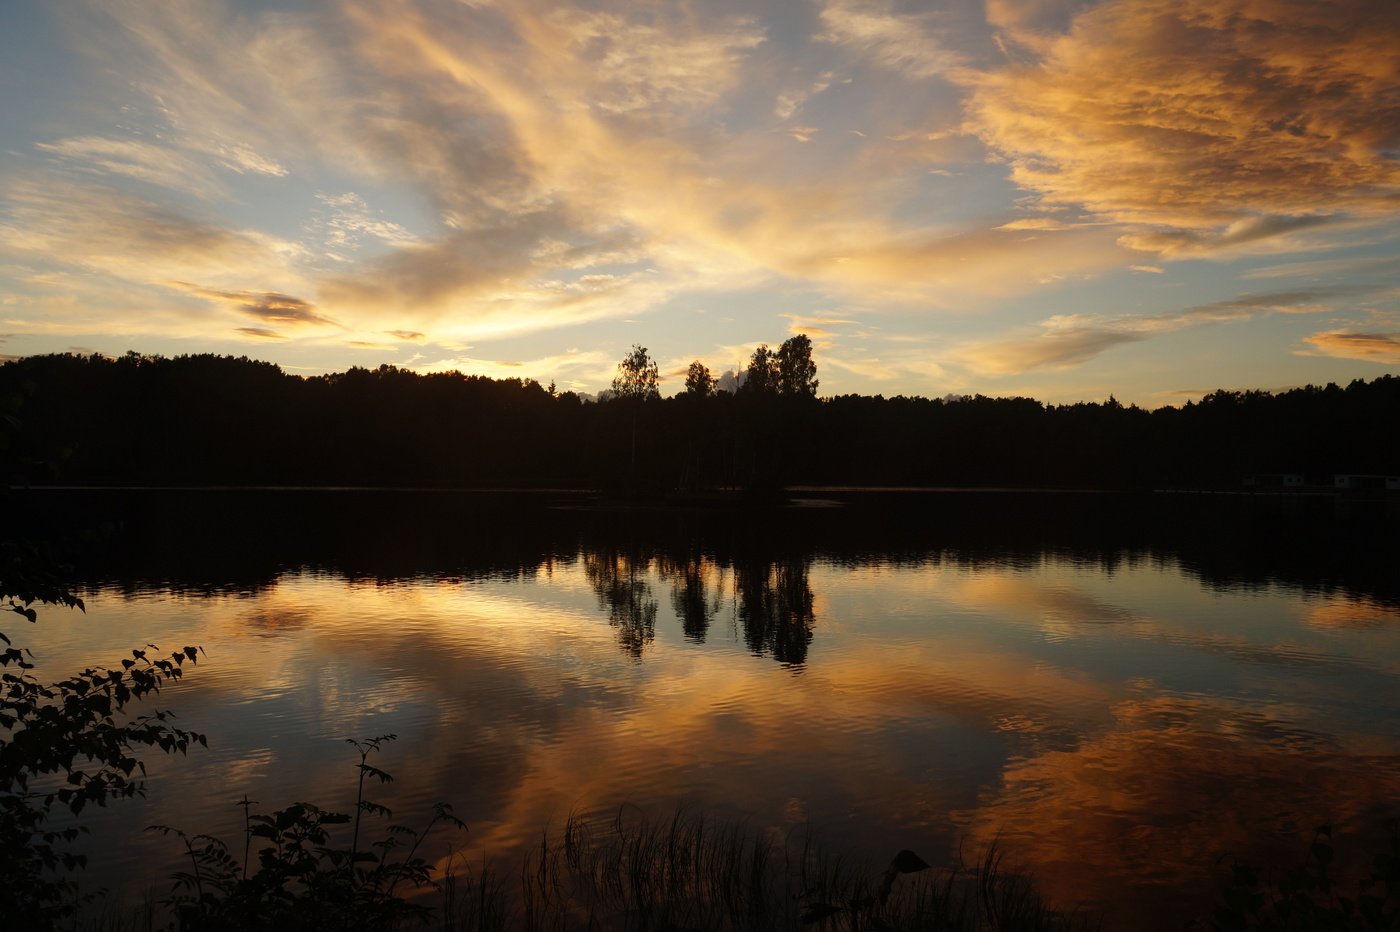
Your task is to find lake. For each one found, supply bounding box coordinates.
[13,489,1400,928]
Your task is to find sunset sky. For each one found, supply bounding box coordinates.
[2,0,1398,405]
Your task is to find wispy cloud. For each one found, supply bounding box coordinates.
[998,217,1071,232]
[235,327,287,340]
[1242,255,1396,281]
[170,284,337,328]
[956,288,1358,374]
[773,72,835,121]
[959,326,1148,375]
[1299,331,1400,364]
[0,179,307,295]
[818,0,963,78]
[779,312,860,340]
[36,136,224,197]
[309,193,419,256]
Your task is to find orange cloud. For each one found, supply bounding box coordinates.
[965,0,1400,254]
[1300,330,1400,363]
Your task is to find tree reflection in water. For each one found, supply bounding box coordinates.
[735,555,815,666]
[582,548,658,659]
[660,552,722,643]
[587,546,816,666]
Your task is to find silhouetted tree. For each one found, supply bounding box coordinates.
[739,345,778,395]
[611,345,660,401]
[683,360,715,398]
[609,345,662,479]
[775,334,818,397]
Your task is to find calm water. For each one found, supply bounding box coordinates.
[15,490,1400,928]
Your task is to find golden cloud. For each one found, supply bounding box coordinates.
[171,284,336,327]
[965,0,1400,254]
[235,327,286,340]
[1300,330,1400,363]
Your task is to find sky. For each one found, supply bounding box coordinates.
[1,0,1398,406]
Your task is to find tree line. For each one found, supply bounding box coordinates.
[1,345,1397,490]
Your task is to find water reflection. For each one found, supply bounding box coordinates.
[584,548,818,666]
[583,548,658,658]
[660,553,720,643]
[12,490,1400,930]
[736,555,815,666]
[955,690,1400,923]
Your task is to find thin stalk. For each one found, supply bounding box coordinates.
[350,744,369,886]
[239,795,254,883]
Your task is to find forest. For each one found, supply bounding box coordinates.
[1,346,1397,491]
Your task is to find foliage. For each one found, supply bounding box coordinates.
[0,541,205,927]
[775,334,819,397]
[2,399,208,927]
[1205,823,1400,931]
[683,360,715,397]
[738,335,819,397]
[611,345,660,402]
[739,344,779,395]
[150,734,465,932]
